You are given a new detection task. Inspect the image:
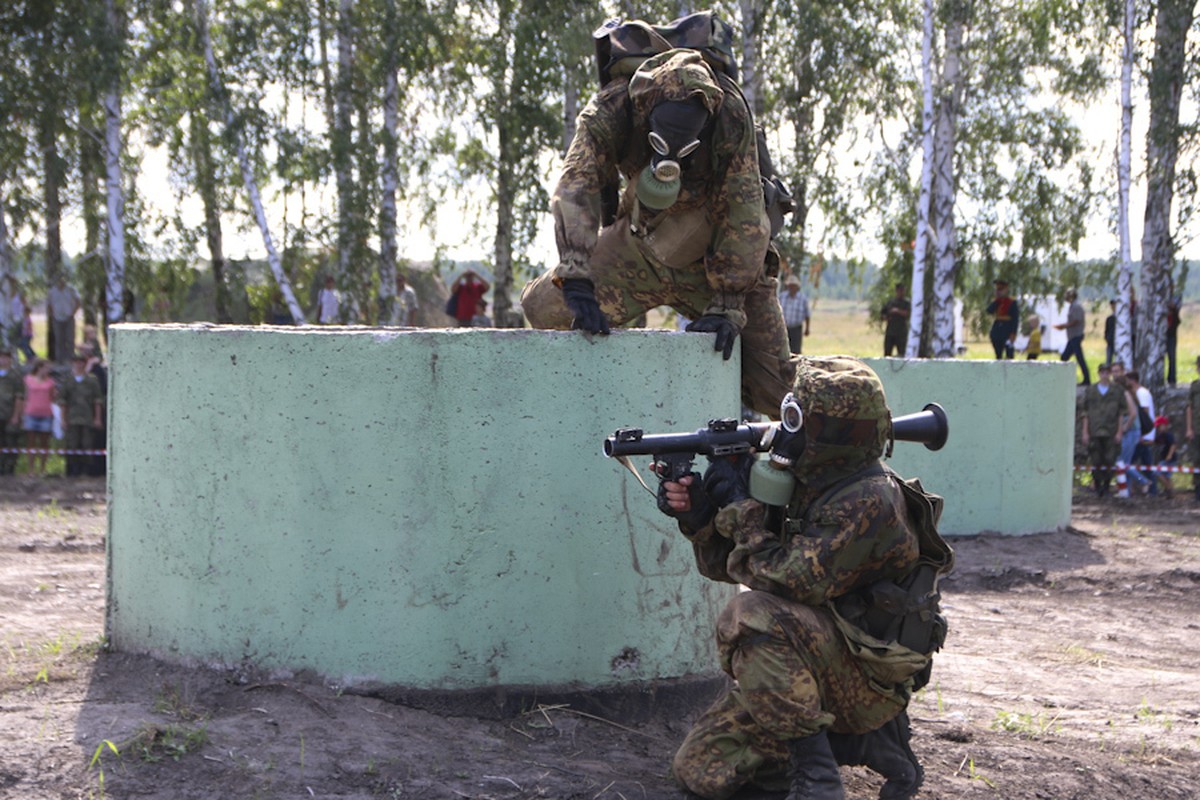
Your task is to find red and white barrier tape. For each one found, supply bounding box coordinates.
[1074,464,1200,474]
[0,448,107,456]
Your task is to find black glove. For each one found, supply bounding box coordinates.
[686,314,739,360]
[560,278,610,335]
[656,471,717,532]
[701,454,753,508]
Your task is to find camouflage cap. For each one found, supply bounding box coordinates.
[790,356,892,479]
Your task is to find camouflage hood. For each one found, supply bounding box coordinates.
[627,49,724,129]
[789,356,892,491]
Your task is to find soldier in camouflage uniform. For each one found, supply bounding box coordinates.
[0,349,25,475]
[1081,363,1128,497]
[658,356,950,800]
[1188,355,1200,502]
[520,24,793,417]
[58,353,104,477]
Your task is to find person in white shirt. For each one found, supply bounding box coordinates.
[391,273,419,326]
[778,274,810,354]
[317,276,340,324]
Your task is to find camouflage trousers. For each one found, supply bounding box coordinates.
[520,223,794,417]
[1088,435,1120,494]
[673,591,906,800]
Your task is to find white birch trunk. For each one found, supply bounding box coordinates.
[0,196,13,344]
[930,3,966,359]
[562,72,578,155]
[334,0,355,307]
[737,0,765,117]
[194,0,306,324]
[906,0,936,358]
[103,0,126,323]
[379,66,399,316]
[1115,0,1135,369]
[1137,0,1196,386]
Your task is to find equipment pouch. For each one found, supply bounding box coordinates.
[637,206,711,269]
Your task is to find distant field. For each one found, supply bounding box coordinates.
[803,298,1200,385]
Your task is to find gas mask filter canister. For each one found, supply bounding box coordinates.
[636,100,707,210]
[749,393,805,506]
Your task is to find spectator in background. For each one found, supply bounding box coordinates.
[0,349,24,476]
[391,273,419,326]
[1104,299,1116,367]
[880,282,910,357]
[1153,416,1176,499]
[47,273,80,364]
[1165,289,1181,386]
[1186,355,1200,503]
[14,293,35,366]
[1054,288,1090,385]
[317,276,340,324]
[22,359,56,477]
[59,353,104,478]
[1023,314,1042,360]
[80,323,104,361]
[450,270,490,327]
[1111,362,1151,496]
[1081,363,1124,497]
[471,299,492,327]
[986,279,1019,359]
[778,274,810,355]
[1127,369,1157,495]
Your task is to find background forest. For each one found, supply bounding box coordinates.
[1,0,1199,387]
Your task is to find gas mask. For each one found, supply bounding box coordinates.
[749,392,806,506]
[636,100,707,210]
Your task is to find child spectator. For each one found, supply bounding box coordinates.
[22,359,56,476]
[1023,314,1042,360]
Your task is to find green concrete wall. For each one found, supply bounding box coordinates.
[107,325,740,690]
[866,357,1075,535]
[106,328,1074,693]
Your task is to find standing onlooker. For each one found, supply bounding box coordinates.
[0,349,25,476]
[449,270,490,327]
[1165,293,1181,386]
[1153,416,1177,498]
[317,276,340,324]
[1111,362,1151,495]
[778,274,810,355]
[880,282,910,357]
[1023,314,1042,360]
[987,278,1019,359]
[16,295,35,365]
[58,353,104,477]
[471,299,492,327]
[391,273,419,326]
[1054,288,1090,385]
[47,273,81,364]
[1128,369,1157,494]
[22,359,56,476]
[1081,363,1124,496]
[1103,299,1116,367]
[80,323,104,361]
[1186,355,1200,503]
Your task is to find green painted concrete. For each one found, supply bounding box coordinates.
[107,327,1073,691]
[866,357,1075,535]
[107,325,740,690]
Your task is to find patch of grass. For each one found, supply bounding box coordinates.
[152,682,206,722]
[992,709,1061,738]
[1135,699,1174,732]
[89,739,120,799]
[1061,642,1107,667]
[121,722,209,763]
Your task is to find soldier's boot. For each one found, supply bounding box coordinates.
[783,731,845,800]
[827,712,923,800]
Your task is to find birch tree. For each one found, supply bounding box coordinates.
[929,0,968,358]
[102,0,127,324]
[1114,0,1136,370]
[906,0,937,358]
[1137,0,1196,387]
[192,0,306,324]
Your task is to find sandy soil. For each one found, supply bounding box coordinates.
[1,477,1198,800]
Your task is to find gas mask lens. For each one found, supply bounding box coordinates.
[780,393,804,433]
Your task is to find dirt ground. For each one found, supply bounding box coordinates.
[1,477,1198,800]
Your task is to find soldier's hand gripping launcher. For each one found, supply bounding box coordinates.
[603,403,949,499]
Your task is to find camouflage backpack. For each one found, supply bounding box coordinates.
[591,11,794,237]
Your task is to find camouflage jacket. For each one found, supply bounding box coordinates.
[550,49,768,321]
[685,470,920,606]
